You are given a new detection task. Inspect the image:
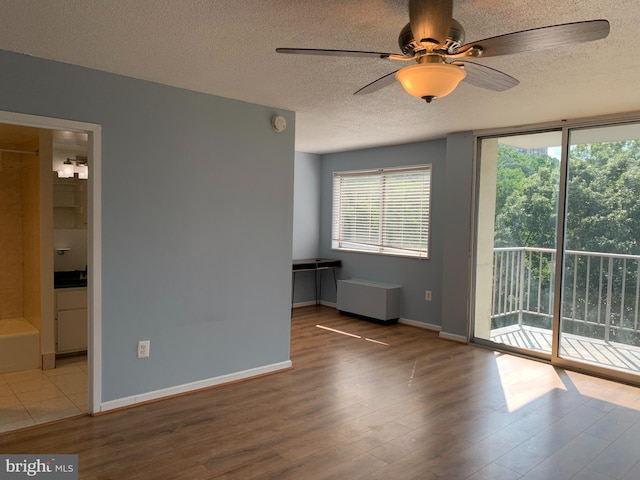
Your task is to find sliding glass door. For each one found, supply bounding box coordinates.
[473,121,640,381]
[559,124,640,375]
[474,131,562,357]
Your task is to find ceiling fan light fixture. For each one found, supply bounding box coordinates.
[395,62,466,101]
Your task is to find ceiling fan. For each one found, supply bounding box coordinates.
[276,0,610,103]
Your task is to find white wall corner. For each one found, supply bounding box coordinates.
[438,331,469,344]
[320,301,337,308]
[292,300,319,309]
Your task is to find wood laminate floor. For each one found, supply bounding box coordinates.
[2,306,640,479]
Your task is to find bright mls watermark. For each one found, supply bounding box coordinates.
[1,455,77,479]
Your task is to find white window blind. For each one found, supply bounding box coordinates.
[332,165,432,259]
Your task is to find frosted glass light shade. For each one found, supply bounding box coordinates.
[76,164,88,179]
[396,63,466,100]
[58,161,75,178]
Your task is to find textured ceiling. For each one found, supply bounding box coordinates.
[0,0,638,154]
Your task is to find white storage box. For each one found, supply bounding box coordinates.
[337,279,401,324]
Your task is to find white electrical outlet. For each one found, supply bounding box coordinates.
[425,290,432,301]
[137,340,150,358]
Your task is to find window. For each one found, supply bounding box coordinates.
[332,165,432,259]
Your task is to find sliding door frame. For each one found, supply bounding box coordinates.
[470,111,640,386]
[550,126,571,363]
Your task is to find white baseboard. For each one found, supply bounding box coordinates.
[292,301,337,309]
[382,318,468,343]
[99,360,292,412]
[292,301,318,308]
[438,331,469,344]
[398,318,441,332]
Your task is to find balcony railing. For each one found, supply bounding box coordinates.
[492,247,640,346]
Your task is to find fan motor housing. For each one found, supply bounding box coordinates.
[398,19,465,55]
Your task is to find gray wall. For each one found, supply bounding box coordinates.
[441,131,475,339]
[292,152,321,259]
[0,50,295,402]
[292,152,321,304]
[319,140,447,326]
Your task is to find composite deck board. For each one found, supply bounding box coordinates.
[491,324,640,373]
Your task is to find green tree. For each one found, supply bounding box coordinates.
[493,140,640,341]
[494,147,559,248]
[565,141,640,255]
[494,140,640,254]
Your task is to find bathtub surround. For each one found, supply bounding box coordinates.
[0,148,44,374]
[0,319,39,374]
[0,127,57,374]
[0,151,27,321]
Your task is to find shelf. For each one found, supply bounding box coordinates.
[53,178,87,229]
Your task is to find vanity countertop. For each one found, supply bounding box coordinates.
[54,270,87,289]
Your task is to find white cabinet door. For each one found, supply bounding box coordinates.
[57,309,88,353]
[57,289,88,310]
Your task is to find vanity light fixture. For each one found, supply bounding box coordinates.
[75,160,88,179]
[57,159,75,179]
[56,156,89,179]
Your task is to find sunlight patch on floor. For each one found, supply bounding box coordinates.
[564,370,640,411]
[316,324,361,338]
[494,352,567,412]
[315,325,390,346]
[365,338,389,346]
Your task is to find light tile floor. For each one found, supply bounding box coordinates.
[0,355,87,433]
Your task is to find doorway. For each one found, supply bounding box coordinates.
[473,120,640,383]
[0,110,101,432]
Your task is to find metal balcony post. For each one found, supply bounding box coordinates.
[518,248,526,325]
[605,257,613,342]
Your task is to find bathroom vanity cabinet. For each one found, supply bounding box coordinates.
[55,287,87,354]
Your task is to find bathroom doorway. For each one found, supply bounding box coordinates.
[0,111,101,432]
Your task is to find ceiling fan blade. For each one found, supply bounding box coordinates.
[354,70,400,95]
[276,48,393,59]
[459,19,610,58]
[455,60,519,92]
[409,0,453,46]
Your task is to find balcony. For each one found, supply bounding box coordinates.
[486,247,640,374]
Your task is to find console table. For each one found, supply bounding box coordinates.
[292,258,341,306]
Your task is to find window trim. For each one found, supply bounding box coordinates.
[332,164,432,259]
